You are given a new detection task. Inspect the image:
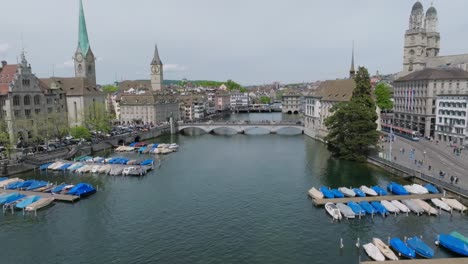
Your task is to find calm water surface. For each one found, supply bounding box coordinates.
[1,114,467,264]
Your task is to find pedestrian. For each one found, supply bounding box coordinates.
[450,175,454,184]
[455,177,459,185]
[414,159,417,164]
[428,165,431,171]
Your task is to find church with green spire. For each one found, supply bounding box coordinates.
[74,0,96,85]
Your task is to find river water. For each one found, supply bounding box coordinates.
[1,113,467,264]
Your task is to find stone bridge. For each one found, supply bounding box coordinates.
[177,122,304,134]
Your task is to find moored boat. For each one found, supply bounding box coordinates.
[338,187,355,197]
[26,180,48,191]
[406,236,434,258]
[371,186,388,196]
[336,203,355,219]
[359,201,376,215]
[319,186,334,198]
[370,201,388,215]
[390,237,416,259]
[387,182,409,195]
[411,184,428,194]
[15,195,41,209]
[308,187,324,199]
[331,189,344,198]
[381,200,399,214]
[353,188,366,197]
[403,185,419,194]
[402,200,424,215]
[67,183,96,197]
[0,178,20,188]
[424,183,439,194]
[25,197,55,212]
[0,193,26,205]
[441,198,467,213]
[360,185,378,196]
[413,199,438,216]
[449,231,468,244]
[391,200,410,213]
[363,243,386,261]
[347,201,366,216]
[431,198,451,212]
[324,202,342,221]
[437,234,468,256]
[372,237,398,260]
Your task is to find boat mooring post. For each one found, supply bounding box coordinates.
[340,238,344,249]
[355,237,360,248]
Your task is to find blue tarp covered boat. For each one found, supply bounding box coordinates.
[140,159,153,166]
[352,188,366,197]
[438,234,468,256]
[39,163,53,170]
[370,201,388,215]
[387,182,409,195]
[15,195,41,209]
[424,184,439,194]
[17,180,36,190]
[6,181,24,190]
[129,142,137,147]
[347,201,366,215]
[26,181,48,191]
[51,183,67,194]
[58,163,73,170]
[359,201,376,215]
[67,183,96,197]
[331,189,344,198]
[138,146,147,153]
[0,193,26,205]
[0,177,8,182]
[407,236,434,258]
[390,238,416,259]
[372,186,388,196]
[319,186,334,198]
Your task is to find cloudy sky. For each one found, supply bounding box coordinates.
[1,0,467,85]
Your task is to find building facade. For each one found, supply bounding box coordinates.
[282,91,302,114]
[150,45,164,92]
[119,93,179,125]
[230,93,249,110]
[435,95,468,145]
[215,93,230,111]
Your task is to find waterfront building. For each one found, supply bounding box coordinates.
[119,93,179,125]
[0,55,67,143]
[40,0,105,127]
[401,2,468,76]
[215,92,230,111]
[282,90,302,114]
[435,94,468,145]
[230,93,249,111]
[150,45,164,92]
[393,68,468,138]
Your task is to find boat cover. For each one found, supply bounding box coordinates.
[331,189,344,198]
[15,196,41,209]
[319,186,334,198]
[67,183,96,197]
[347,201,365,215]
[407,236,434,258]
[450,231,468,244]
[370,201,388,215]
[438,234,468,256]
[371,186,388,196]
[390,238,416,259]
[359,201,376,214]
[387,182,409,195]
[352,188,366,197]
[424,184,439,194]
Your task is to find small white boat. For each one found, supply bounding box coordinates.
[336,203,355,219]
[308,187,324,199]
[391,200,410,213]
[381,200,399,214]
[338,187,356,197]
[402,200,424,214]
[363,242,386,261]
[91,165,100,173]
[441,198,467,213]
[403,185,419,194]
[372,238,399,261]
[413,199,438,216]
[431,198,452,212]
[360,185,377,196]
[411,184,428,194]
[25,197,54,212]
[325,202,342,221]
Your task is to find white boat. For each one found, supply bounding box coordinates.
[413,199,438,216]
[360,185,378,196]
[411,184,428,194]
[381,200,399,214]
[402,200,424,214]
[25,197,55,212]
[0,178,20,188]
[441,198,467,212]
[336,203,355,219]
[338,187,356,197]
[91,165,100,173]
[431,198,452,212]
[391,200,410,213]
[403,185,419,194]
[363,243,386,261]
[372,238,399,261]
[325,202,342,221]
[153,148,161,154]
[160,148,174,154]
[308,187,324,199]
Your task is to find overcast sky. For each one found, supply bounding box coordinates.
[1,0,467,85]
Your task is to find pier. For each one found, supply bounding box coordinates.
[311,193,444,206]
[1,189,80,202]
[361,258,468,264]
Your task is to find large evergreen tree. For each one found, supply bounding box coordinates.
[324,67,379,161]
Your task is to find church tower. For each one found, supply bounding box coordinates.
[349,43,355,78]
[150,44,164,92]
[425,6,440,58]
[74,0,96,85]
[403,1,427,74]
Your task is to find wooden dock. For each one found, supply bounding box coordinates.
[312,193,444,206]
[361,258,468,264]
[1,189,80,202]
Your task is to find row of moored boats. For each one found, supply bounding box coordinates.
[362,231,468,261]
[115,142,179,155]
[0,177,96,197]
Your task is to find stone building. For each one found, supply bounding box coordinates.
[0,54,67,143]
[401,2,468,76]
[230,93,249,110]
[215,92,230,111]
[393,68,468,138]
[150,45,164,92]
[282,90,302,114]
[435,94,468,145]
[119,93,179,125]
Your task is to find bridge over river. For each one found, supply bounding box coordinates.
[177,122,304,134]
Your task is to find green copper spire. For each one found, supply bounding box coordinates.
[78,0,90,56]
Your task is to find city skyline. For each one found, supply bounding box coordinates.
[1,0,468,85]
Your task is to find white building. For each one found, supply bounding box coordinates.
[230,93,249,110]
[435,95,468,145]
[282,91,302,114]
[119,94,179,124]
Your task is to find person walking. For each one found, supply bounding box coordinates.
[455,176,459,185]
[450,175,454,184]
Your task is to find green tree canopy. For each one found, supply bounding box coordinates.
[70,126,91,140]
[260,96,271,104]
[324,66,379,161]
[83,102,111,133]
[374,83,394,111]
[102,85,119,93]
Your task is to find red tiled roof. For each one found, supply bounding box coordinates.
[0,64,18,94]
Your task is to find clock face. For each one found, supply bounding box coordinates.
[152,65,160,74]
[76,54,83,62]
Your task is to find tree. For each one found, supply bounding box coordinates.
[102,85,119,93]
[83,102,111,133]
[260,96,271,104]
[70,126,91,140]
[0,120,12,158]
[324,67,379,162]
[374,83,394,111]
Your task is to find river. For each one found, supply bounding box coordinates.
[1,113,467,264]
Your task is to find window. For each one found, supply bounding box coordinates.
[24,95,31,105]
[22,79,30,86]
[14,110,20,118]
[47,98,52,104]
[25,109,31,118]
[47,107,52,113]
[34,95,40,105]
[13,95,20,106]
[35,109,40,115]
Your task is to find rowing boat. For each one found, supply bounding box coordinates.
[441,198,467,212]
[25,197,55,212]
[372,237,398,260]
[308,187,323,199]
[363,243,386,261]
[413,199,438,216]
[431,198,451,212]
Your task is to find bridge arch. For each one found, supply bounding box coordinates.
[243,126,271,134]
[211,126,241,134]
[271,126,304,135]
[179,126,211,134]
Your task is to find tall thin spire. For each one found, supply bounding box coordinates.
[350,41,355,78]
[78,0,90,56]
[151,44,162,65]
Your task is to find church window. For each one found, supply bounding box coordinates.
[24,95,31,105]
[13,95,20,106]
[88,65,92,73]
[34,95,40,105]
[78,64,83,73]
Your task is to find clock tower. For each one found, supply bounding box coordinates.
[74,0,96,85]
[150,44,164,92]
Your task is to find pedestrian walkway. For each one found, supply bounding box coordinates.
[379,136,468,192]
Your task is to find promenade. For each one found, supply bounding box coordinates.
[380,136,468,192]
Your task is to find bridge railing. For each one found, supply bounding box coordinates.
[179,122,303,126]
